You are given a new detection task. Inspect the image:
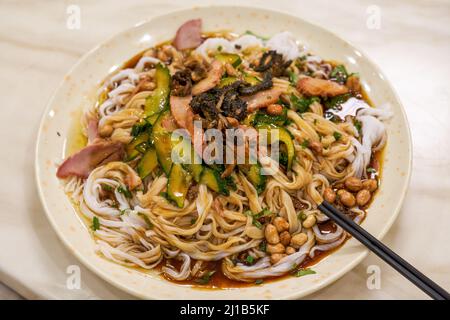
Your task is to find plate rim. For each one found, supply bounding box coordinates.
[35,4,412,300]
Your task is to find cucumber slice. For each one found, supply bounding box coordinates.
[154,133,173,175]
[243,74,261,86]
[219,74,260,88]
[188,164,203,183]
[215,53,242,67]
[146,113,160,125]
[256,124,295,170]
[151,110,172,137]
[126,132,150,161]
[144,63,171,118]
[151,111,174,175]
[184,145,203,182]
[167,163,192,208]
[200,167,229,195]
[137,147,158,179]
[241,163,266,194]
[219,76,237,88]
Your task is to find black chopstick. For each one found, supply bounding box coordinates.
[318,200,450,300]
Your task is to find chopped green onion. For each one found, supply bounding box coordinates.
[301,139,310,149]
[101,184,113,192]
[324,93,351,109]
[195,271,216,284]
[288,71,299,85]
[255,208,272,219]
[244,210,253,216]
[354,120,362,134]
[255,279,264,285]
[330,65,348,84]
[117,185,132,198]
[295,268,316,277]
[245,209,270,229]
[91,216,100,231]
[290,94,320,113]
[246,255,255,265]
[333,131,342,141]
[253,220,263,229]
[367,167,377,174]
[259,240,267,252]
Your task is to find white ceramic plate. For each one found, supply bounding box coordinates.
[35,6,412,299]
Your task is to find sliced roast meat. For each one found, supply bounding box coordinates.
[242,87,283,112]
[173,19,203,50]
[296,76,349,97]
[86,118,99,144]
[191,60,224,96]
[170,95,194,136]
[56,142,125,179]
[170,95,204,156]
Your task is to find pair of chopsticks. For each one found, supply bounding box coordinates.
[318,200,450,300]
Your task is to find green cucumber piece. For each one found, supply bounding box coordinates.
[219,76,238,88]
[243,74,261,86]
[126,132,150,161]
[153,133,173,175]
[200,167,229,195]
[144,63,170,118]
[257,124,295,170]
[215,53,242,67]
[137,147,158,179]
[167,163,192,208]
[184,145,203,183]
[240,163,266,194]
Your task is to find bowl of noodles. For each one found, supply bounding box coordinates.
[35,6,411,299]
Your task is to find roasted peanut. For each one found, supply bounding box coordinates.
[356,189,371,206]
[309,141,323,154]
[270,253,287,264]
[273,217,289,233]
[290,233,308,247]
[267,243,285,254]
[279,231,291,246]
[302,215,316,229]
[267,104,283,116]
[344,177,363,192]
[323,187,336,203]
[362,179,378,192]
[264,224,280,244]
[337,189,356,207]
[285,246,296,255]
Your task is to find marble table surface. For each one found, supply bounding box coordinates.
[0,0,449,300]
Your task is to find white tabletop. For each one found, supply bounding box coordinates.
[1,0,449,300]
